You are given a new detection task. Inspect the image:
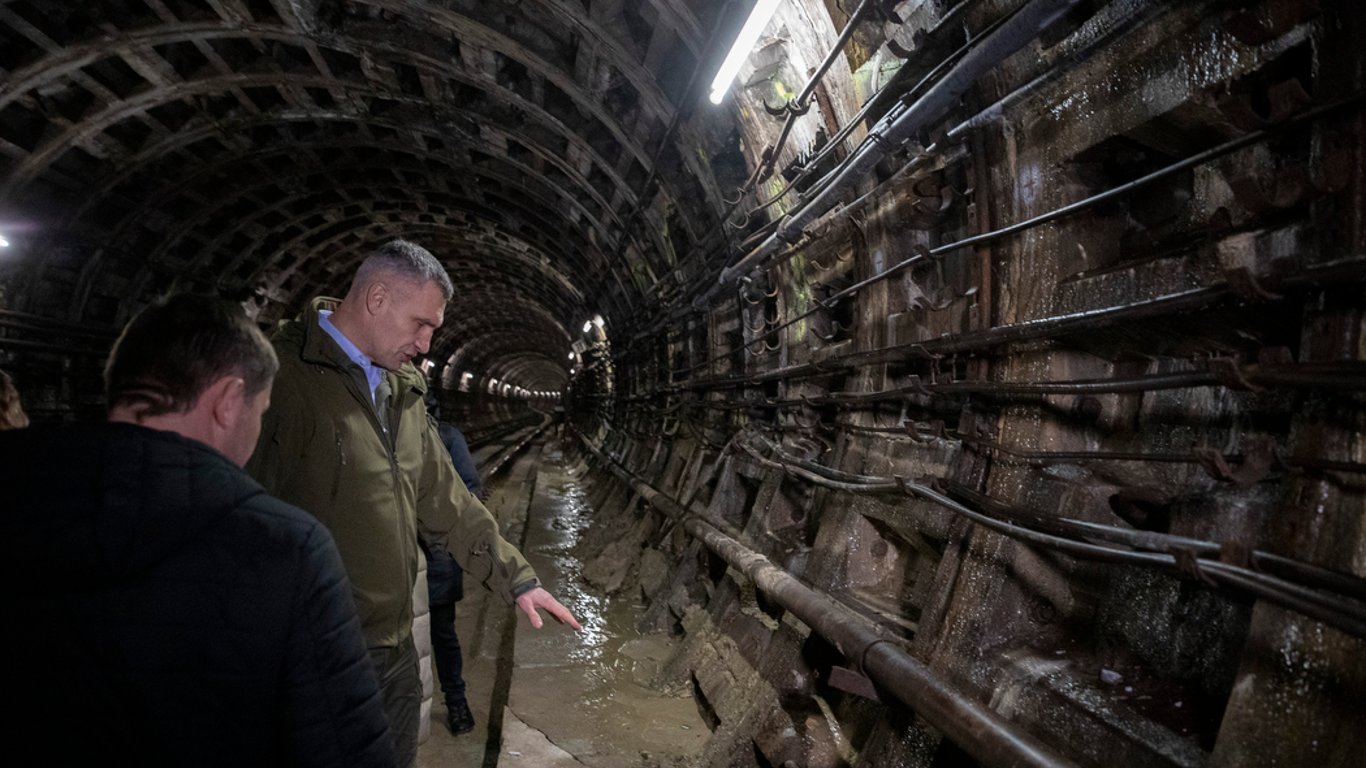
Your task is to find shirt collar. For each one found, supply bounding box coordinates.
[318,309,385,395]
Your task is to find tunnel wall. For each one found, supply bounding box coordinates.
[570,2,1366,767]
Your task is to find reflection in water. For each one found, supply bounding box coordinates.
[538,479,608,665]
[498,442,709,765]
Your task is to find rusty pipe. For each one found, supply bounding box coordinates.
[575,429,1077,767]
[743,434,1366,635]
[683,519,1078,768]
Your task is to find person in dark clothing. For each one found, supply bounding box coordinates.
[436,419,484,501]
[420,404,482,735]
[0,295,394,768]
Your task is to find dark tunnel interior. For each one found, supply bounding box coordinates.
[1,1,1364,766]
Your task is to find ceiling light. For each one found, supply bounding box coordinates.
[708,0,784,105]
[0,234,9,248]
[583,320,593,333]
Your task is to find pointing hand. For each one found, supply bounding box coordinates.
[514,587,582,630]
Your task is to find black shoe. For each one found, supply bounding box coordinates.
[446,701,475,736]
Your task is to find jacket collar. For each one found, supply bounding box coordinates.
[297,297,428,397]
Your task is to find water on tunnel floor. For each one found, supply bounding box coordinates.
[419,438,706,768]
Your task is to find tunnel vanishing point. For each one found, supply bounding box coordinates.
[1,1,1364,766]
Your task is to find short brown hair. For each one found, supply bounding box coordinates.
[105,294,278,416]
[0,369,27,429]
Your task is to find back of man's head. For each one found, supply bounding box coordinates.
[348,239,454,302]
[105,294,278,417]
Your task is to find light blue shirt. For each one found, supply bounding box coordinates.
[318,309,385,402]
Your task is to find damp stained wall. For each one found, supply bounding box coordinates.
[1,2,1363,766]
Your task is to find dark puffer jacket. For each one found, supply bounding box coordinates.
[0,422,395,768]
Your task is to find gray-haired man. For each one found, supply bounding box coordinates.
[248,240,580,766]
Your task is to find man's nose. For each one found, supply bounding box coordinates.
[415,329,432,353]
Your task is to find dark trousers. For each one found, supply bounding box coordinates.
[426,548,468,706]
[369,636,420,768]
[430,600,467,706]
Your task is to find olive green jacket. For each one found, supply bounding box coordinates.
[247,297,537,649]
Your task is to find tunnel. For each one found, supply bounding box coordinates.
[1,0,1364,766]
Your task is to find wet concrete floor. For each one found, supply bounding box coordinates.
[418,436,706,768]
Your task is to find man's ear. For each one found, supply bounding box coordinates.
[364,280,388,315]
[204,376,247,430]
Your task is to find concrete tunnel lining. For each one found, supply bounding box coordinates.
[2,1,1365,766]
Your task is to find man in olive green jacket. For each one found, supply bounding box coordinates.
[248,240,579,768]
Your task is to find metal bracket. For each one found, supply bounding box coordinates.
[1223,266,1283,302]
[1193,438,1276,485]
[763,99,812,118]
[1169,547,1219,587]
[1208,356,1263,391]
[828,666,882,702]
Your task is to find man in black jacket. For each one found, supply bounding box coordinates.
[0,295,395,768]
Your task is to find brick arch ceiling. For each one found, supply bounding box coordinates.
[0,0,732,394]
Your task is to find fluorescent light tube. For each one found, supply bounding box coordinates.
[708,0,784,105]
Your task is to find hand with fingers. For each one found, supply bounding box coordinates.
[514,587,582,630]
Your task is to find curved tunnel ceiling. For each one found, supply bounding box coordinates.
[0,0,739,396]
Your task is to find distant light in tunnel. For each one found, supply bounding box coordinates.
[708,0,784,105]
[0,233,9,248]
[582,320,593,333]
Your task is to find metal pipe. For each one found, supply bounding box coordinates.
[755,427,1366,601]
[944,482,1366,600]
[741,435,1366,636]
[731,0,990,229]
[722,0,1085,282]
[905,477,1366,637]
[737,0,880,189]
[813,363,1366,400]
[574,429,1078,767]
[797,0,880,105]
[695,0,976,292]
[714,85,1366,347]
[684,518,1078,768]
[659,256,1366,393]
[578,432,743,540]
[944,0,1171,142]
[795,0,978,172]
